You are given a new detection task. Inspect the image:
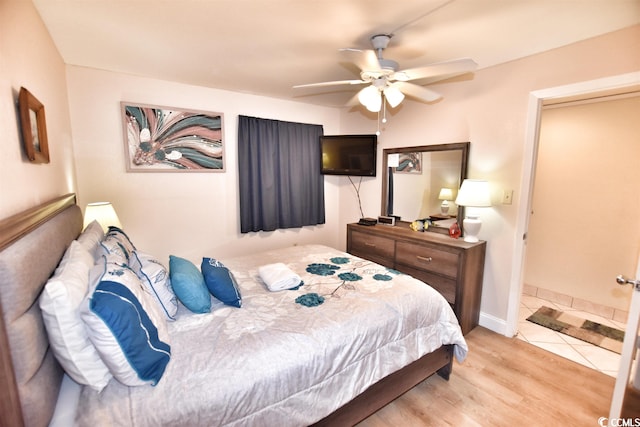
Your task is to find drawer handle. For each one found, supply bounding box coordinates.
[416,255,433,263]
[365,242,376,247]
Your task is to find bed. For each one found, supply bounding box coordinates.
[0,194,467,427]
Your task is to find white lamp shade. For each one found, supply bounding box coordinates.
[83,202,122,232]
[358,85,382,112]
[455,180,491,207]
[438,188,453,201]
[384,86,405,108]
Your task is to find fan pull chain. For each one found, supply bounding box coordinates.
[382,96,388,124]
[376,95,387,136]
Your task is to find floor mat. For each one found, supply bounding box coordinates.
[527,306,624,354]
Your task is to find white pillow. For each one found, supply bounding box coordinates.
[76,220,104,261]
[81,257,171,387]
[39,241,112,392]
[131,251,178,321]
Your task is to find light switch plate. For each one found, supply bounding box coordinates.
[502,190,514,205]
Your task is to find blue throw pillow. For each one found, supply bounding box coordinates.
[201,258,242,308]
[169,255,211,313]
[81,257,171,387]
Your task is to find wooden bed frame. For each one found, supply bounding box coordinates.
[0,194,453,427]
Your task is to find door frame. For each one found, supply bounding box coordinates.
[505,71,640,337]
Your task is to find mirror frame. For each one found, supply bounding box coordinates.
[381,142,470,234]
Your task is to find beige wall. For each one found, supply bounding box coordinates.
[337,25,640,332]
[525,95,640,311]
[0,0,76,217]
[65,67,342,264]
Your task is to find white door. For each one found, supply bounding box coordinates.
[608,255,640,423]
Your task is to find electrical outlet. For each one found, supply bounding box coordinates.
[502,190,514,205]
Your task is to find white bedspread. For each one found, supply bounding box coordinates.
[75,244,467,426]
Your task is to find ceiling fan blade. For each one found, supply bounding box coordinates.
[394,58,478,82]
[293,79,366,89]
[341,48,381,72]
[393,82,442,103]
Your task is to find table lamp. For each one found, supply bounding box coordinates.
[454,180,491,242]
[438,188,454,215]
[83,202,122,233]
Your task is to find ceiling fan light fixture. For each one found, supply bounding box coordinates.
[365,93,382,112]
[384,86,405,108]
[292,33,476,116]
[358,85,382,112]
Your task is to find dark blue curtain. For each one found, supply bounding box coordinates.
[238,116,325,233]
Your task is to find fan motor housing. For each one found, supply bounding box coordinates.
[379,58,398,71]
[371,34,392,50]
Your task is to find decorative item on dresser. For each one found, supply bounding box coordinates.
[347,223,486,334]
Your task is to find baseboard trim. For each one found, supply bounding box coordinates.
[478,312,510,336]
[523,284,629,324]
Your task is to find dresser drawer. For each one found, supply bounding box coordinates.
[349,230,395,267]
[400,264,457,305]
[396,241,459,279]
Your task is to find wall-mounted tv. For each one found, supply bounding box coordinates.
[320,134,377,176]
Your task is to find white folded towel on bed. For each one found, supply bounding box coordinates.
[258,263,302,291]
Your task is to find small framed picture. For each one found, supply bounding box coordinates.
[18,87,50,164]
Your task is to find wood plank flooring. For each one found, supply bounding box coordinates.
[357,327,615,426]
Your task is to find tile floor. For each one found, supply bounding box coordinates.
[517,294,626,377]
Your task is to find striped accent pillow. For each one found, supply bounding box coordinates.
[130,251,178,321]
[81,257,171,386]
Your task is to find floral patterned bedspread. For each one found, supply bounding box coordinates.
[75,244,467,427]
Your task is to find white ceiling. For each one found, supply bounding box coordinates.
[33,0,640,107]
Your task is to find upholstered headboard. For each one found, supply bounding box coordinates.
[0,194,82,427]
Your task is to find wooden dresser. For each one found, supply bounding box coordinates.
[347,223,486,334]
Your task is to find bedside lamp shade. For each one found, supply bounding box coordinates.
[83,202,121,233]
[455,180,491,242]
[438,188,454,215]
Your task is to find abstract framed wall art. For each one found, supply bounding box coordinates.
[121,102,224,172]
[19,87,50,164]
[395,152,422,174]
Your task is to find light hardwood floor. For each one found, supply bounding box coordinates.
[358,327,615,426]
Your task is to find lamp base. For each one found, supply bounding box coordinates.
[462,216,482,243]
[440,202,450,215]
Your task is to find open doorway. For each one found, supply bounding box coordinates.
[505,72,640,350]
[517,92,640,376]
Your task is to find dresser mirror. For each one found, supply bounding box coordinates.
[381,142,469,234]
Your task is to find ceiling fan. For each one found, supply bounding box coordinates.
[293,34,477,112]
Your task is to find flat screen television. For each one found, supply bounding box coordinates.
[320,134,377,176]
